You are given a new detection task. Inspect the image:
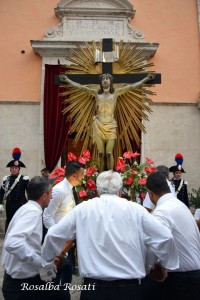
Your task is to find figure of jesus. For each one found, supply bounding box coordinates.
[60,72,155,171]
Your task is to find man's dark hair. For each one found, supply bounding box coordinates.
[65,161,84,178]
[41,167,50,173]
[27,176,51,201]
[155,165,169,178]
[146,173,170,195]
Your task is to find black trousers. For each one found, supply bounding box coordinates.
[163,270,200,300]
[80,278,141,300]
[42,224,74,284]
[141,276,165,300]
[141,270,200,300]
[2,272,70,300]
[54,253,73,286]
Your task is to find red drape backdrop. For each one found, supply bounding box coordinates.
[43,64,70,171]
[43,64,141,171]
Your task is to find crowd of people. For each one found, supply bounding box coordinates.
[0,149,200,300]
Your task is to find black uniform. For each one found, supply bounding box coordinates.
[171,178,189,207]
[0,174,29,228]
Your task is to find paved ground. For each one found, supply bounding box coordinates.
[0,236,81,300]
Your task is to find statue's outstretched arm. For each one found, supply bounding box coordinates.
[59,74,97,97]
[115,72,156,96]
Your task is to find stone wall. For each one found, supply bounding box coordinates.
[143,103,200,192]
[0,102,40,181]
[0,101,199,195]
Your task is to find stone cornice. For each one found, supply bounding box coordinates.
[55,0,135,18]
[31,40,159,58]
[55,7,135,18]
[31,0,159,58]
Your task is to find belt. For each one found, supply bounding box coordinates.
[83,277,139,287]
[5,272,40,281]
[168,269,200,279]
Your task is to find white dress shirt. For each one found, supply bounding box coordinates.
[42,194,179,280]
[2,200,43,279]
[43,178,75,228]
[194,208,200,220]
[152,193,200,272]
[143,179,176,211]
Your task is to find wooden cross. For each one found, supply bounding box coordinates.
[55,38,161,85]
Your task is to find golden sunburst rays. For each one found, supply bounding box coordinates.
[62,40,153,76]
[61,40,155,156]
[61,87,95,150]
[113,84,155,160]
[113,41,154,74]
[61,42,101,154]
[116,95,145,146]
[63,42,101,74]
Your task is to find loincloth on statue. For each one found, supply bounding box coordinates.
[92,116,117,143]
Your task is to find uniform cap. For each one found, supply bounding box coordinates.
[169,153,185,173]
[6,147,26,168]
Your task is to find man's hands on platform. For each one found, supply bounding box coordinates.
[149,261,168,282]
[39,263,57,282]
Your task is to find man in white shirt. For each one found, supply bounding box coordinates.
[2,176,68,300]
[194,208,200,229]
[41,170,179,300]
[43,160,84,286]
[144,172,200,300]
[143,165,176,212]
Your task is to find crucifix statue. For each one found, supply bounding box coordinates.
[57,39,161,171]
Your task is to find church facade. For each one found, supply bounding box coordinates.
[0,0,200,190]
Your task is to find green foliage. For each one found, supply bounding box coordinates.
[189,188,200,209]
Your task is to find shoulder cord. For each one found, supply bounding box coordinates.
[176,179,184,195]
[3,174,22,199]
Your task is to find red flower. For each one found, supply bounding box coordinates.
[145,157,154,164]
[79,189,88,198]
[82,150,91,159]
[145,167,156,174]
[86,166,98,177]
[49,167,65,179]
[139,193,146,200]
[132,151,140,158]
[67,152,77,161]
[86,179,97,190]
[78,156,89,165]
[115,157,125,171]
[54,177,64,185]
[138,178,147,185]
[125,177,134,185]
[123,151,134,159]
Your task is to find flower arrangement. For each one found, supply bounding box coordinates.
[49,167,65,186]
[71,150,99,201]
[49,150,155,204]
[49,150,99,201]
[115,151,156,202]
